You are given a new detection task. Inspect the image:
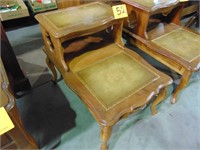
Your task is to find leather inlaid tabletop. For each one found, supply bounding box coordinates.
[129,0,175,7]
[35,2,114,38]
[46,4,111,28]
[121,0,179,11]
[73,46,159,110]
[152,28,200,62]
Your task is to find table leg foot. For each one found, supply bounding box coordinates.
[151,87,167,115]
[170,70,192,104]
[100,126,112,150]
[46,57,57,82]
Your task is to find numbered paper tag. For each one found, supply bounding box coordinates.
[0,107,14,135]
[112,4,128,19]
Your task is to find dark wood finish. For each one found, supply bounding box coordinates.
[0,21,31,96]
[122,0,200,103]
[35,2,172,149]
[0,59,38,149]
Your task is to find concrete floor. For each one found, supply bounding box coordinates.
[5,18,200,150]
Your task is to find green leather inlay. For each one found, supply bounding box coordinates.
[46,3,111,28]
[129,0,174,7]
[77,52,158,109]
[152,28,200,62]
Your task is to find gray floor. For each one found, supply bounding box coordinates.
[5,19,200,150]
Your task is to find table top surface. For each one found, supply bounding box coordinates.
[67,44,172,125]
[145,23,200,70]
[35,2,114,38]
[152,28,200,62]
[121,0,179,11]
[72,44,159,110]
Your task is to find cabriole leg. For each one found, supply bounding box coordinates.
[46,56,57,82]
[151,87,167,115]
[171,70,192,104]
[100,126,112,150]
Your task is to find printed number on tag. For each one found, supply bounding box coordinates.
[112,4,128,19]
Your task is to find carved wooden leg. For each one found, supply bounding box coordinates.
[151,87,167,115]
[171,70,192,104]
[135,11,150,39]
[46,56,57,82]
[7,105,38,149]
[100,126,112,150]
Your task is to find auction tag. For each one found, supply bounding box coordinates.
[0,107,14,135]
[112,4,128,19]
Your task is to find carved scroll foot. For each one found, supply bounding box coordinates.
[100,126,112,150]
[151,87,167,115]
[171,71,192,104]
[46,56,57,82]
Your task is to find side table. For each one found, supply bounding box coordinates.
[122,0,200,103]
[35,2,172,149]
